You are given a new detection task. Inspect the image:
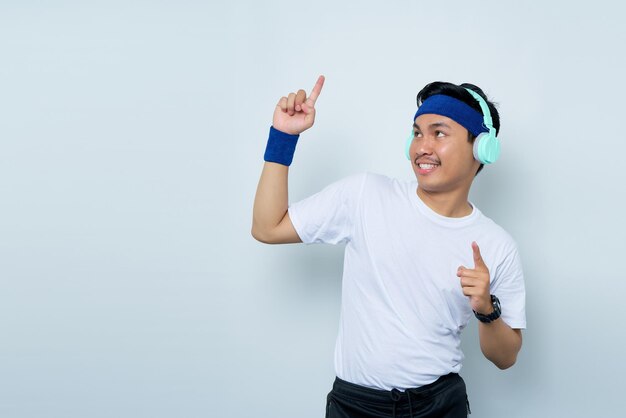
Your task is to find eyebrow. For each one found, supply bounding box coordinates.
[413,121,452,130]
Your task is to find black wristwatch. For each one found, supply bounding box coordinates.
[473,295,501,323]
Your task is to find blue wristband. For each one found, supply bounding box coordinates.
[264,126,300,166]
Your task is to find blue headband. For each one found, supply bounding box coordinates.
[413,94,488,137]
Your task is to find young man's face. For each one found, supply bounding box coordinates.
[409,113,481,195]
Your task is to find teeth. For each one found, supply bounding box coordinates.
[418,163,438,169]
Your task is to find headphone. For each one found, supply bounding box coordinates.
[405,88,500,164]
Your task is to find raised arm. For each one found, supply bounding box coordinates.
[251,75,325,244]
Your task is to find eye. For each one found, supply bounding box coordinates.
[413,130,423,138]
[435,130,446,138]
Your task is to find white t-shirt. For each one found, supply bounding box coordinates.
[288,172,526,391]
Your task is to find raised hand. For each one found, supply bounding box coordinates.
[457,242,492,315]
[272,75,325,135]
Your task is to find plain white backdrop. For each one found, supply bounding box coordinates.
[1,1,625,417]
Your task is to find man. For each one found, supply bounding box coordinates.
[252,76,526,418]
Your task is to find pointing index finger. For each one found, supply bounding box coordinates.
[308,75,325,105]
[472,241,486,267]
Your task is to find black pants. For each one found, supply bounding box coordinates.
[326,374,470,418]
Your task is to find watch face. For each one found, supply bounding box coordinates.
[492,295,501,314]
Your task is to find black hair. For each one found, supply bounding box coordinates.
[415,81,500,175]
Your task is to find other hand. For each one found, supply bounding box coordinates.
[457,242,492,314]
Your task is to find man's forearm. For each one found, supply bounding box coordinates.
[252,162,289,240]
[478,319,522,369]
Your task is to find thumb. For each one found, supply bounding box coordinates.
[302,101,316,124]
[302,97,316,113]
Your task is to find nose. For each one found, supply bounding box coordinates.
[413,135,435,157]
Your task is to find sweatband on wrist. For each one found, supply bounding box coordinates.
[413,94,488,137]
[264,126,300,166]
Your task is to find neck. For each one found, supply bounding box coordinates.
[416,186,473,218]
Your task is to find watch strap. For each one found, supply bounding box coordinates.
[473,295,501,323]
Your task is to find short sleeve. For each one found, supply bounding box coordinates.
[288,173,367,245]
[490,246,527,329]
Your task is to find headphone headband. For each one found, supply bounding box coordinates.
[463,88,495,136]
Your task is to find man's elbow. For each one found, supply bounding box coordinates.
[494,356,517,370]
[251,225,272,244]
[251,214,301,244]
[487,347,520,370]
[251,224,284,244]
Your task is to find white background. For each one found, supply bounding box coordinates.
[1,1,625,417]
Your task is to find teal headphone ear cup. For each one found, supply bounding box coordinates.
[473,132,500,164]
[405,131,413,160]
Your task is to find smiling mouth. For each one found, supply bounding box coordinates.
[414,160,440,174]
[417,163,439,169]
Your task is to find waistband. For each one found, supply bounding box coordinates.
[331,373,463,404]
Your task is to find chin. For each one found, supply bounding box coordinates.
[416,179,443,193]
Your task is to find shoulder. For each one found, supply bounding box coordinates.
[475,210,519,253]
